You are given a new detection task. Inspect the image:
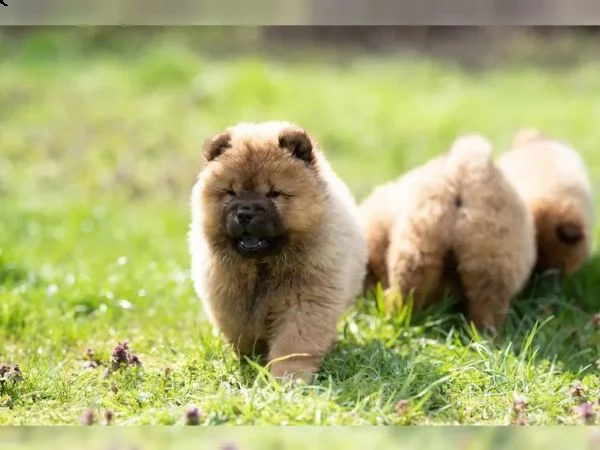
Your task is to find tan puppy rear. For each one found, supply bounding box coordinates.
[497,129,594,276]
[360,156,446,291]
[361,135,536,335]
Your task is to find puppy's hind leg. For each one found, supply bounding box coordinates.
[385,200,454,311]
[452,193,518,336]
[454,263,513,337]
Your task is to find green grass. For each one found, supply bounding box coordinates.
[1,30,600,427]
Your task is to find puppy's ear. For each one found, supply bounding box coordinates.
[278,127,314,164]
[512,128,544,148]
[203,132,232,162]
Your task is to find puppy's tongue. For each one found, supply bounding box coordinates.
[240,235,262,250]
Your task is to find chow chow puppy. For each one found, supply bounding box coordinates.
[497,128,594,276]
[189,121,367,382]
[360,135,536,335]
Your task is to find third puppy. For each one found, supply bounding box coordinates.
[497,129,594,276]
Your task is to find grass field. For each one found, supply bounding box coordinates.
[1,30,600,427]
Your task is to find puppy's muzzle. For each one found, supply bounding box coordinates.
[224,194,287,258]
[234,203,262,227]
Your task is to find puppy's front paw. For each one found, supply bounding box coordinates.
[269,360,317,384]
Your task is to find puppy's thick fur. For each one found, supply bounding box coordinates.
[189,121,367,382]
[497,129,594,276]
[360,135,536,335]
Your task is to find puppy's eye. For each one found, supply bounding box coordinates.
[266,190,281,199]
[226,189,237,197]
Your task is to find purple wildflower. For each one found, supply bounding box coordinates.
[111,343,129,370]
[109,340,142,372]
[185,405,201,425]
[512,393,527,413]
[574,402,596,425]
[80,409,95,426]
[395,399,409,415]
[104,410,114,425]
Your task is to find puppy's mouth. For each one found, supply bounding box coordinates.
[235,233,287,258]
[239,234,267,251]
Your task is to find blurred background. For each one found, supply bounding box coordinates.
[1,26,600,202]
[2,425,600,449]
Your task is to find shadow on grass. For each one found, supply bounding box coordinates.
[319,337,452,418]
[228,326,451,421]
[503,253,600,373]
[355,253,600,377]
[520,253,600,313]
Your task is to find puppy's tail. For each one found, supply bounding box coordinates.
[445,134,494,183]
[512,127,544,148]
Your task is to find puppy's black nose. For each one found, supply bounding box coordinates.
[236,209,254,225]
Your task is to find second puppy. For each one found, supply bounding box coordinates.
[497,129,594,276]
[360,135,536,335]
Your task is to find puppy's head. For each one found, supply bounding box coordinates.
[532,199,591,276]
[196,122,326,259]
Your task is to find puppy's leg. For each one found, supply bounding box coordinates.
[235,335,268,359]
[386,198,454,310]
[454,264,512,336]
[210,309,268,358]
[386,236,446,310]
[219,328,268,358]
[364,233,391,291]
[267,293,343,383]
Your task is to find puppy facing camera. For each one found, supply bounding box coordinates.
[189,121,368,383]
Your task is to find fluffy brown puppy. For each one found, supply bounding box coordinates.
[189,121,367,383]
[497,129,594,276]
[360,135,536,335]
